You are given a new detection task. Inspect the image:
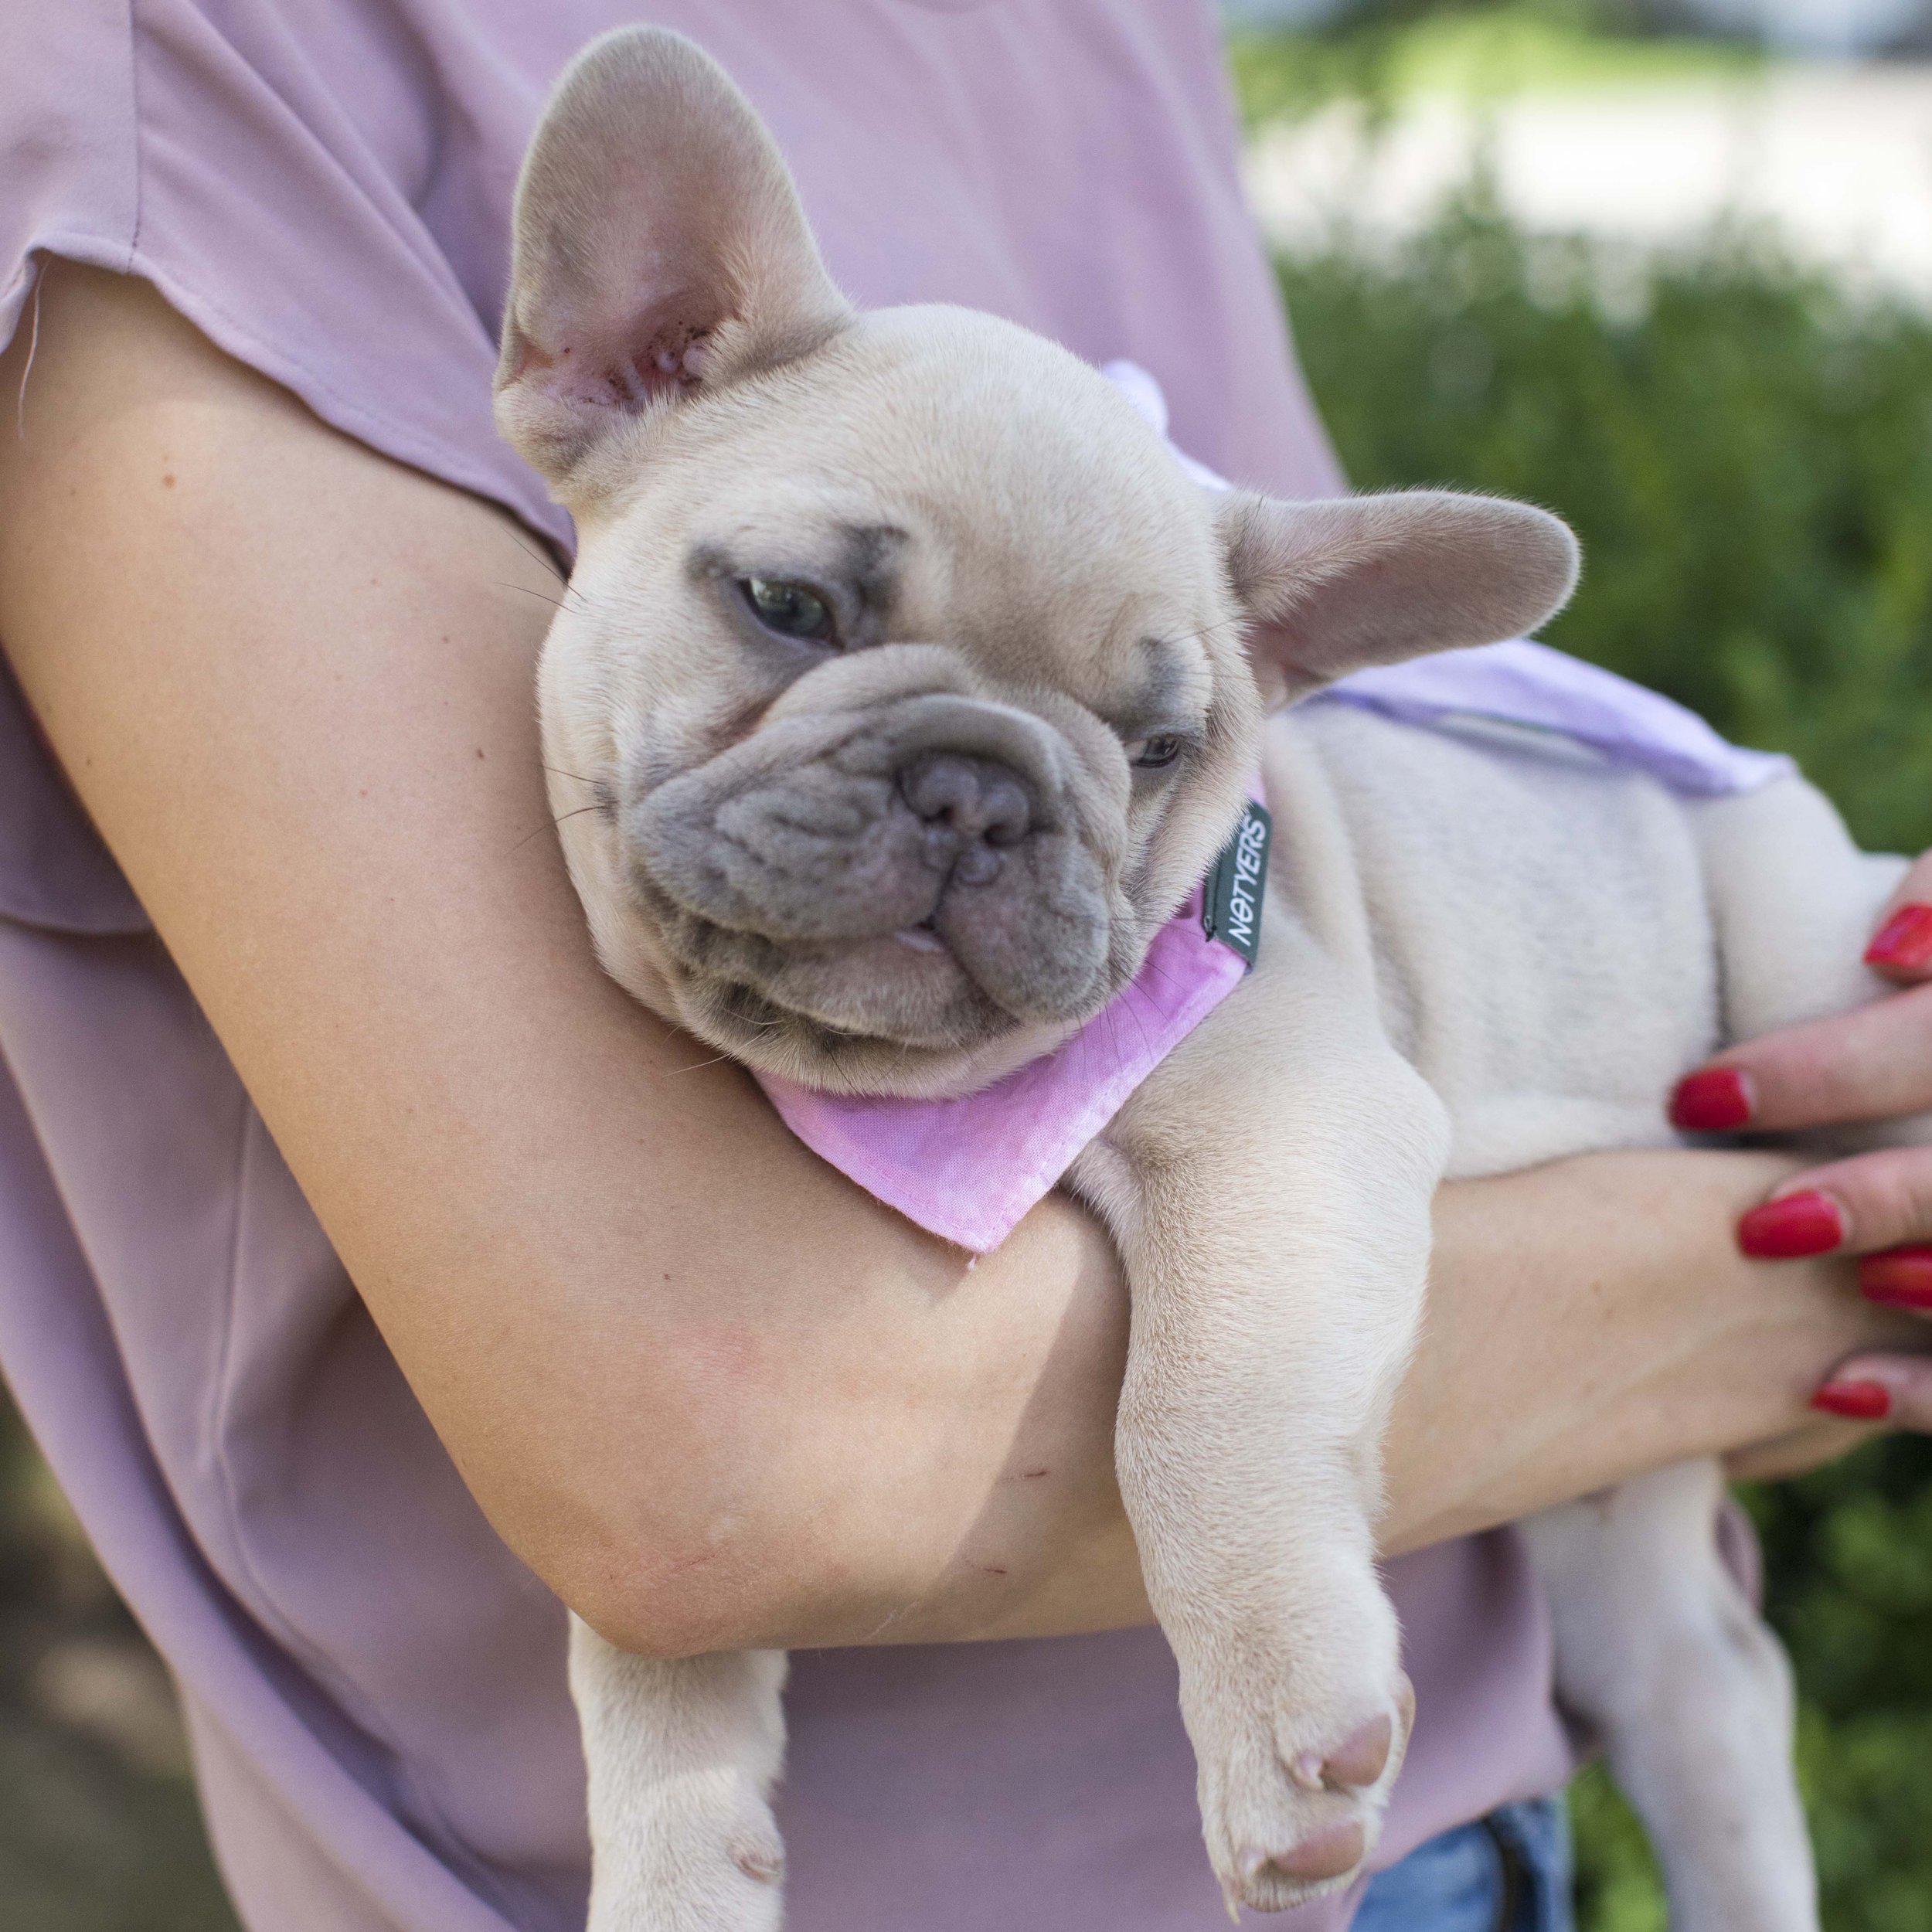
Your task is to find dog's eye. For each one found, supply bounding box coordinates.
[740,577,835,644]
[1127,736,1184,770]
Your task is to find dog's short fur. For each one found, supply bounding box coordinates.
[497,31,1892,1929]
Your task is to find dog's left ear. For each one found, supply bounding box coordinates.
[1219,490,1580,708]
[495,27,854,497]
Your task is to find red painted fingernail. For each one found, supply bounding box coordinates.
[1670,1066,1753,1132]
[1859,1246,1932,1308]
[1811,1379,1893,1421]
[1738,1191,1845,1259]
[1866,903,1932,971]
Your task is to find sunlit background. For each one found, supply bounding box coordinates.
[7,3,1932,1925]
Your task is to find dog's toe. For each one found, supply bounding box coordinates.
[1247,1821,1366,1887]
[1317,1673,1413,1791]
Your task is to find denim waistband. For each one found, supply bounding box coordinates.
[1352,1793,1573,1932]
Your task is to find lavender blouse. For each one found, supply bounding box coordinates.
[0,2,1759,1927]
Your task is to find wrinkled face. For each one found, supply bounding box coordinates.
[543,313,1260,1097]
[495,28,1580,1099]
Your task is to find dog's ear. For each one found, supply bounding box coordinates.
[1219,490,1580,708]
[495,28,853,494]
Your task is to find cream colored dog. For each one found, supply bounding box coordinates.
[495,29,1879,1930]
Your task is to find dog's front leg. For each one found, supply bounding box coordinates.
[570,1617,788,1932]
[1069,952,1450,1915]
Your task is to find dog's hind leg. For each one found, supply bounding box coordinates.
[1527,770,1919,1932]
[570,1618,789,1932]
[1522,1461,1817,1932]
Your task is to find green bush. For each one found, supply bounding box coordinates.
[1279,194,1932,1930]
[1283,195,1932,855]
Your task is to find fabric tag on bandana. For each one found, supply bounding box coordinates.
[1201,801,1271,967]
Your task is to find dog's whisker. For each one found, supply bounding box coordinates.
[508,803,609,852]
[672,1049,740,1073]
[493,579,582,615]
[500,526,573,587]
[1134,947,1182,993]
[1162,613,1249,651]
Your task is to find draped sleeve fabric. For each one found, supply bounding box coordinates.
[0,5,1572,1930]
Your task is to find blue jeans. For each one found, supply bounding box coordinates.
[1352,1796,1574,1932]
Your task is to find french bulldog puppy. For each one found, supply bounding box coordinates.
[495,28,1872,1930]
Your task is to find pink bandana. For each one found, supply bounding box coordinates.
[751,366,1791,1251]
[756,876,1250,1252]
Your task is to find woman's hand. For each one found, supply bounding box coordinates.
[1669,853,1932,1452]
[1388,1149,1922,1543]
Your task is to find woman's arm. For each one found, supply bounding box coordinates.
[0,264,1902,1658]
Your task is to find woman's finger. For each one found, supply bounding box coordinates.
[1670,981,1932,1134]
[1804,1352,1932,1432]
[1728,1353,1932,1479]
[1726,1417,1884,1483]
[1862,849,1932,985]
[1668,845,1932,1134]
[1731,1147,1932,1280]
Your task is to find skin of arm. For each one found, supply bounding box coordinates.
[0,264,1911,1658]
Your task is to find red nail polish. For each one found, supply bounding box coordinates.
[1859,1246,1932,1308]
[1811,1379,1893,1421]
[1866,903,1932,971]
[1670,1066,1753,1132]
[1738,1191,1845,1259]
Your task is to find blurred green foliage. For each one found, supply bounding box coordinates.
[1284,195,1932,855]
[1230,1,1758,131]
[1278,192,1932,1929]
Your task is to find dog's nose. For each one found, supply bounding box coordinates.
[900,752,1033,884]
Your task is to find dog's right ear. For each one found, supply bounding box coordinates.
[495,29,853,497]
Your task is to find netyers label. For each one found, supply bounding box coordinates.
[1202,801,1271,968]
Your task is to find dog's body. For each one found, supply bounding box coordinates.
[495,30,1892,1930]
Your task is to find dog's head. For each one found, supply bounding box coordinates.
[495,29,1579,1097]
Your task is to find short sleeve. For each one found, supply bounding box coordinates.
[2,0,571,548]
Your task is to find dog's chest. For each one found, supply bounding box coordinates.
[1270,704,1720,1179]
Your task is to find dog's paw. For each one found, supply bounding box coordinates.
[586,1766,786,1932]
[1193,1668,1415,1916]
